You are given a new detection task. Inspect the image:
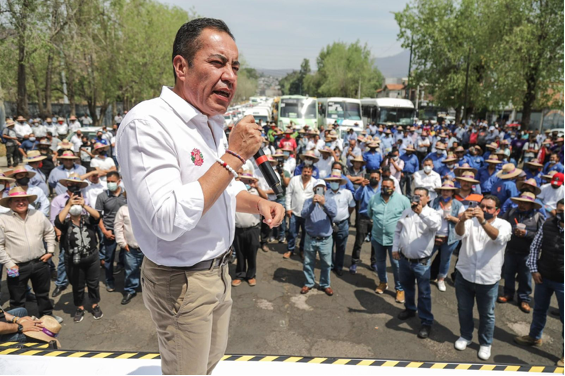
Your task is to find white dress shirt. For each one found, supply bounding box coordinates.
[325,188,355,223]
[70,134,83,152]
[114,205,140,249]
[14,123,32,138]
[84,181,107,210]
[69,120,82,133]
[235,188,261,228]
[284,157,296,176]
[285,175,315,217]
[90,156,116,182]
[116,86,246,267]
[393,205,442,258]
[316,156,334,179]
[454,217,512,285]
[412,169,442,200]
[56,123,68,135]
[256,168,281,201]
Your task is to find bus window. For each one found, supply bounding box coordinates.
[280,100,300,119]
[304,101,317,119]
[344,102,361,120]
[327,101,345,119]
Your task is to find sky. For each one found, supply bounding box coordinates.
[160,0,410,70]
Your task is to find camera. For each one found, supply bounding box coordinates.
[469,201,478,209]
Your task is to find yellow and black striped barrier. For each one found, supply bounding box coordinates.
[0,342,562,373]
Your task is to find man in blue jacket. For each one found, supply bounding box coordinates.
[400,146,419,197]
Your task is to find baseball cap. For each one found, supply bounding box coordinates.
[551,173,564,187]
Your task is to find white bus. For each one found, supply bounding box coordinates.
[244,105,272,125]
[277,95,318,130]
[317,97,363,130]
[361,98,416,126]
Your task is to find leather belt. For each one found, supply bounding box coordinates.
[401,253,431,265]
[172,249,232,272]
[310,234,331,241]
[334,219,348,226]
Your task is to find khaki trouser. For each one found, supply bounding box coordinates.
[141,257,232,375]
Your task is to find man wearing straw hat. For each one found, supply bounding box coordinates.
[14,115,32,140]
[24,150,49,196]
[491,163,522,206]
[477,156,502,194]
[0,187,59,322]
[3,119,21,168]
[498,192,544,313]
[499,178,545,217]
[363,141,383,172]
[325,170,355,276]
[438,152,458,182]
[5,166,50,217]
[295,150,320,179]
[454,170,483,209]
[399,145,419,196]
[524,161,544,186]
[47,151,87,196]
[55,117,68,138]
[90,143,117,183]
[68,115,82,133]
[423,142,446,173]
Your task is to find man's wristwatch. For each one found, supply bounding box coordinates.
[17,323,23,334]
[480,219,487,226]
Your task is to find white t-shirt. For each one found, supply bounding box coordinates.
[316,156,334,179]
[70,135,83,152]
[436,203,465,236]
[84,181,108,207]
[90,156,116,182]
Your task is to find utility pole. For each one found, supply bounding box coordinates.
[463,47,472,122]
[358,79,361,99]
[406,35,413,100]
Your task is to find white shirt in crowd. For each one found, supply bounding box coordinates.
[393,205,442,258]
[283,157,296,176]
[116,86,246,267]
[69,120,82,133]
[412,169,442,200]
[114,205,140,249]
[90,156,116,182]
[84,180,107,209]
[56,122,68,135]
[454,216,512,285]
[235,188,261,228]
[436,203,465,236]
[14,122,32,138]
[256,168,281,201]
[316,156,334,179]
[537,183,563,212]
[285,175,315,217]
[70,134,83,153]
[325,188,355,223]
[31,125,47,138]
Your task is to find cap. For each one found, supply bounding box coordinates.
[552,172,564,187]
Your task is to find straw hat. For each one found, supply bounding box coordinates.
[24,150,47,163]
[318,147,333,155]
[0,171,15,184]
[441,153,458,164]
[516,178,542,195]
[5,119,15,127]
[45,117,52,123]
[486,142,498,150]
[435,142,446,150]
[58,140,73,150]
[93,142,109,153]
[23,315,61,348]
[434,180,458,192]
[5,165,36,179]
[272,149,288,159]
[496,163,523,180]
[58,172,88,189]
[350,155,366,165]
[542,170,557,181]
[511,192,542,210]
[455,164,478,177]
[485,155,502,164]
[454,146,465,153]
[16,115,26,122]
[281,145,294,153]
[404,145,416,152]
[324,170,347,185]
[239,171,258,182]
[0,187,37,208]
[455,171,479,184]
[525,161,543,169]
[299,150,320,162]
[69,115,77,121]
[58,151,79,160]
[367,141,380,149]
[57,117,65,122]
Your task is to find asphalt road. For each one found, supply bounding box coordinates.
[0,227,562,367]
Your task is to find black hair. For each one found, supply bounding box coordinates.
[368,170,381,177]
[381,166,391,172]
[331,161,343,170]
[423,157,434,164]
[172,18,235,80]
[557,198,564,207]
[414,187,429,197]
[86,167,97,173]
[481,194,501,209]
[106,171,121,180]
[381,177,394,186]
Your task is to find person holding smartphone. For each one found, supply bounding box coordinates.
[453,195,512,361]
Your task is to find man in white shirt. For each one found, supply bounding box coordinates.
[284,165,315,259]
[538,173,564,216]
[325,171,355,275]
[14,116,32,140]
[115,19,284,375]
[70,129,83,153]
[393,187,441,339]
[412,158,442,200]
[316,147,336,179]
[453,195,512,361]
[55,117,68,138]
[89,143,116,182]
[68,115,82,133]
[31,119,46,138]
[83,168,107,265]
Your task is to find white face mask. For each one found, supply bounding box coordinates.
[424,166,433,174]
[304,159,313,166]
[329,182,340,191]
[69,205,82,216]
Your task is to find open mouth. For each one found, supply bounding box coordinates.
[213,89,230,98]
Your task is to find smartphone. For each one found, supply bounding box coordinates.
[469,201,478,209]
[315,187,325,196]
[412,195,421,204]
[365,173,371,180]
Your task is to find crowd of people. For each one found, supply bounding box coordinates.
[0,113,562,364]
[229,119,564,364]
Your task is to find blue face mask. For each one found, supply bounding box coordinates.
[441,196,451,202]
[245,184,251,190]
[329,182,340,191]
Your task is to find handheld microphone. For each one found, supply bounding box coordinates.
[254,148,283,198]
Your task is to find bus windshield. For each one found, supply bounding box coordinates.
[327,101,345,120]
[344,102,361,120]
[280,98,317,119]
[378,107,415,125]
[327,101,361,120]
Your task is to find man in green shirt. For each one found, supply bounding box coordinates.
[367,177,411,303]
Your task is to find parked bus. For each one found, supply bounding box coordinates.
[317,97,363,140]
[277,95,318,130]
[361,98,415,126]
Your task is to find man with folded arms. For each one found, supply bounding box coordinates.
[393,187,441,339]
[453,195,512,360]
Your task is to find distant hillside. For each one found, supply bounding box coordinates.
[374,50,410,79]
[255,68,295,78]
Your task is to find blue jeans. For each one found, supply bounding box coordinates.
[455,270,498,345]
[287,214,306,253]
[124,247,144,294]
[0,307,28,343]
[303,234,333,289]
[433,241,459,279]
[529,278,564,340]
[103,235,118,288]
[372,240,403,291]
[503,253,532,303]
[273,197,287,240]
[55,245,69,287]
[332,220,349,271]
[399,257,434,326]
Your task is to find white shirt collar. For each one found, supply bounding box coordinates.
[159,86,224,131]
